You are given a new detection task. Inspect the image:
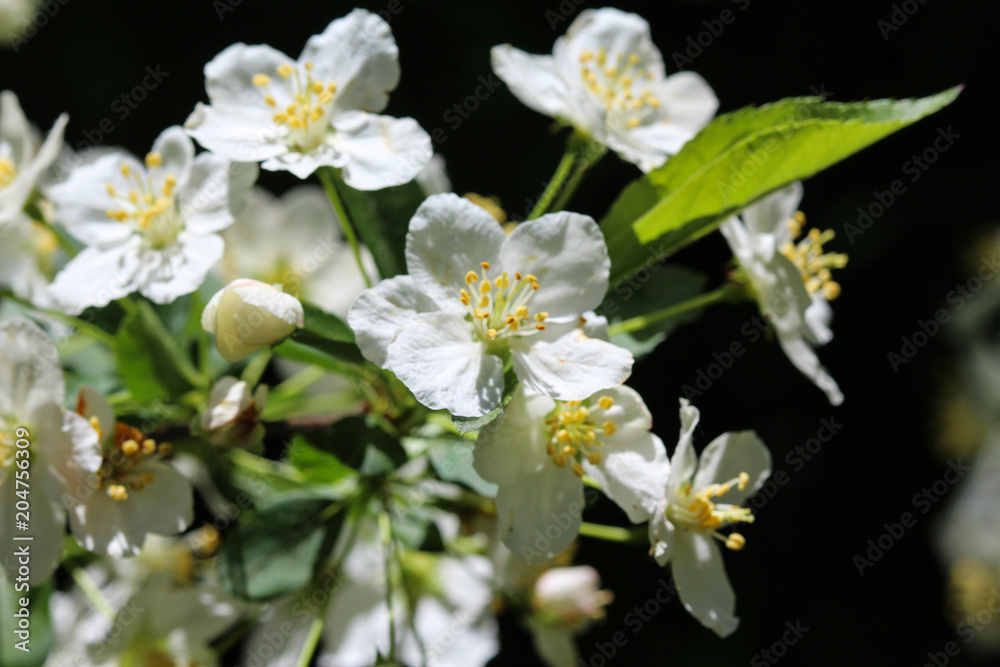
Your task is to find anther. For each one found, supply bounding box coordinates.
[572,463,585,478]
[108,484,129,501]
[738,472,750,491]
[725,533,746,551]
[252,74,271,87]
[465,271,478,284]
[602,421,617,436]
[121,439,139,455]
[598,396,614,410]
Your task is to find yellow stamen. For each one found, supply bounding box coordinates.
[252,73,271,87]
[145,152,162,169]
[726,533,746,551]
[598,396,614,410]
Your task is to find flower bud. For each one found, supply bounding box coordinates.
[532,566,612,631]
[200,376,267,449]
[202,279,303,362]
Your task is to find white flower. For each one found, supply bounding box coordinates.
[202,278,304,362]
[474,384,665,560]
[218,186,376,318]
[528,566,613,667]
[84,575,246,667]
[721,182,847,405]
[492,7,717,172]
[45,126,256,314]
[0,318,102,584]
[348,193,633,417]
[244,526,499,667]
[184,9,432,188]
[200,375,267,448]
[647,399,771,637]
[0,90,67,224]
[0,92,68,307]
[69,386,193,558]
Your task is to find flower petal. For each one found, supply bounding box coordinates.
[1,463,66,584]
[0,317,64,419]
[348,275,438,367]
[179,154,257,235]
[386,310,503,417]
[150,126,195,187]
[666,398,700,500]
[500,211,609,317]
[693,430,772,507]
[742,181,803,247]
[327,111,432,190]
[672,531,739,637]
[584,385,668,522]
[776,330,844,406]
[185,102,287,163]
[134,462,194,537]
[300,9,400,114]
[203,42,295,112]
[490,45,573,121]
[555,8,665,82]
[46,152,141,248]
[405,193,506,310]
[648,509,675,566]
[512,329,633,401]
[473,389,581,560]
[474,391,584,561]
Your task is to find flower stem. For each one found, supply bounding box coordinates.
[378,509,398,662]
[0,290,117,348]
[528,131,606,219]
[241,349,271,387]
[294,612,326,667]
[578,522,643,544]
[135,298,207,390]
[319,167,373,289]
[68,563,115,621]
[607,284,744,337]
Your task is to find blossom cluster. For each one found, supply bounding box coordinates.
[0,4,949,666]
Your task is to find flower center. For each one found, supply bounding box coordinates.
[578,48,662,131]
[666,474,754,551]
[460,261,548,343]
[104,153,183,250]
[85,415,172,503]
[253,62,337,153]
[0,156,16,190]
[780,212,848,301]
[544,395,618,478]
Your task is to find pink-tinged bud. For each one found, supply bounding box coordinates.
[532,566,612,631]
[201,279,303,362]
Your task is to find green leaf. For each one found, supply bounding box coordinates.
[453,365,518,435]
[300,301,355,343]
[603,88,962,284]
[598,264,707,358]
[333,178,426,279]
[217,495,346,600]
[427,438,498,496]
[273,337,365,372]
[286,433,359,492]
[115,305,194,402]
[305,415,408,476]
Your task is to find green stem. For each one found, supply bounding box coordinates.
[0,290,116,348]
[69,563,114,621]
[528,132,606,219]
[528,146,576,220]
[378,509,398,662]
[607,284,742,337]
[136,299,207,390]
[271,364,326,399]
[578,522,641,544]
[241,349,272,387]
[319,168,372,289]
[294,612,326,667]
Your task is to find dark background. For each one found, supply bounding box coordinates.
[2,0,996,664]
